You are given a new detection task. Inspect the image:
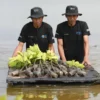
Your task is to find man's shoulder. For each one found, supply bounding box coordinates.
[22,22,32,29]
[77,20,87,26]
[57,21,67,27]
[42,22,52,29]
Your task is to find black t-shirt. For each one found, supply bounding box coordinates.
[55,20,90,62]
[18,22,54,52]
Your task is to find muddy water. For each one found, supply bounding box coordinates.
[0,41,100,100]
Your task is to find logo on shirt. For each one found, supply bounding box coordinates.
[52,36,55,40]
[76,31,82,35]
[41,35,47,38]
[56,33,60,36]
[86,29,89,32]
[64,33,69,35]
[19,35,22,38]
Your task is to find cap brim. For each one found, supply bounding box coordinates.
[62,13,82,16]
[27,14,47,19]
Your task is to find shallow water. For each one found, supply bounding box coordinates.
[0,37,100,100]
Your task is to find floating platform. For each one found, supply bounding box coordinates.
[6,67,100,85]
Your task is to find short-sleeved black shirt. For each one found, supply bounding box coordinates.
[55,20,90,62]
[18,22,54,52]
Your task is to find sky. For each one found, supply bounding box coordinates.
[0,0,100,44]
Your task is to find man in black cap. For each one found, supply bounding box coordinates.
[13,7,55,56]
[55,5,91,65]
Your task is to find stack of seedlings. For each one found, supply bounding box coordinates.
[8,44,87,78]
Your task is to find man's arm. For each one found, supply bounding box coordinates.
[83,35,89,58]
[48,44,55,53]
[47,25,55,52]
[57,39,66,62]
[12,42,24,57]
[83,35,90,65]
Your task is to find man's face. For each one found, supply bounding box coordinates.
[66,15,78,25]
[32,17,43,28]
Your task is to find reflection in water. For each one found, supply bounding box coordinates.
[7,84,100,100]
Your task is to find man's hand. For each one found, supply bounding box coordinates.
[82,56,91,67]
[12,42,24,57]
[57,39,67,63]
[62,58,67,62]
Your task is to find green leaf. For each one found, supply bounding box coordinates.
[0,95,7,100]
[15,94,23,100]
